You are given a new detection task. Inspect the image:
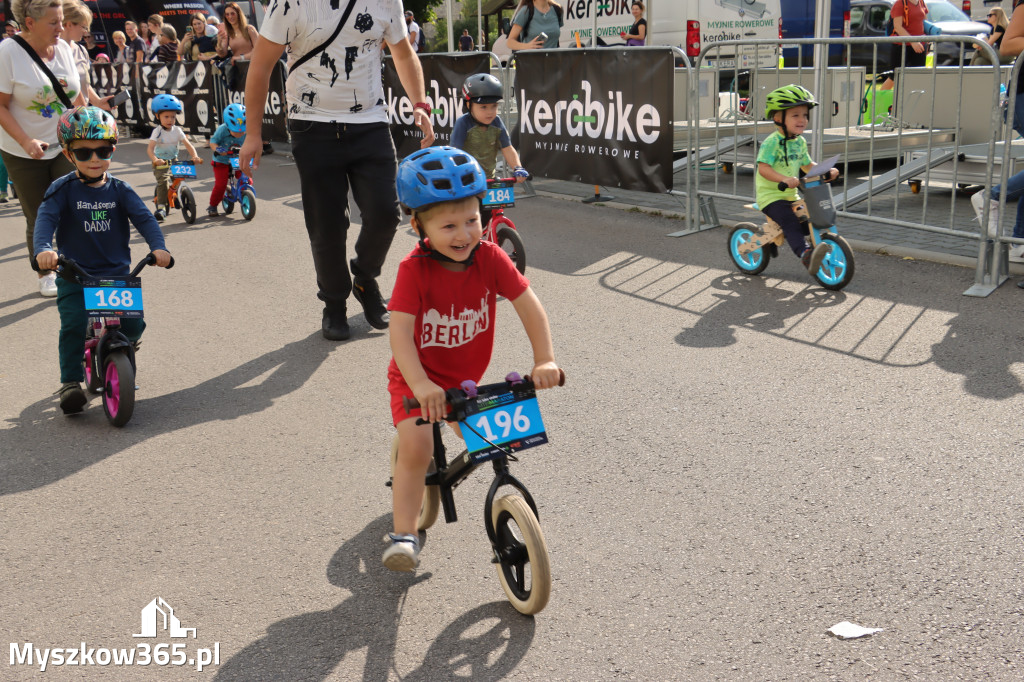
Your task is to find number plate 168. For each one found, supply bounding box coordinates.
[462,396,547,460]
[83,278,144,318]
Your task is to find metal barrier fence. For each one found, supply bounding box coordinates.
[691,36,1015,297]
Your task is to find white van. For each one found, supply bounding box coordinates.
[491,0,781,69]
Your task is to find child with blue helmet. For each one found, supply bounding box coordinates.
[383,146,560,572]
[207,103,246,217]
[34,107,171,414]
[147,94,202,222]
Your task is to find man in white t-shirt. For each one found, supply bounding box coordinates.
[405,11,420,52]
[240,0,434,341]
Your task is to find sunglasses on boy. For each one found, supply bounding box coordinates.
[69,145,115,162]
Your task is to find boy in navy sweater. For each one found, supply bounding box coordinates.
[34,107,171,415]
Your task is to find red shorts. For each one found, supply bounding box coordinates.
[389,386,421,427]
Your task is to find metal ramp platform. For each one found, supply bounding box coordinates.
[833,147,957,209]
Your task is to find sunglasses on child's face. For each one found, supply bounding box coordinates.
[70,146,115,162]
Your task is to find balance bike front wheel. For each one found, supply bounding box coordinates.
[180,186,196,224]
[811,233,855,291]
[491,494,551,615]
[728,222,771,275]
[390,435,440,531]
[495,224,526,275]
[102,352,135,427]
[241,189,256,221]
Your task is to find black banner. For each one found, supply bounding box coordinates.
[384,53,490,158]
[137,62,218,135]
[222,61,289,143]
[516,49,674,193]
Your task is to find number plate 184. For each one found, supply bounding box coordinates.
[83,278,144,318]
[482,183,515,209]
[462,395,547,461]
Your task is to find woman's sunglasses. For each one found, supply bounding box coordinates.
[70,146,115,162]
[988,12,997,17]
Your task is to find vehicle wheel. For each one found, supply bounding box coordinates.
[728,222,771,275]
[102,352,135,427]
[241,189,256,221]
[390,434,440,531]
[222,199,235,215]
[812,233,856,291]
[180,186,196,225]
[496,225,526,275]
[84,347,103,393]
[491,494,551,615]
[722,162,734,174]
[909,180,921,194]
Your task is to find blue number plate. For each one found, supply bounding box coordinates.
[462,394,547,461]
[229,157,240,170]
[83,278,144,318]
[482,182,515,209]
[170,162,196,178]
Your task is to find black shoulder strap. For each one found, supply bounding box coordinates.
[289,0,359,75]
[522,5,535,39]
[13,36,73,109]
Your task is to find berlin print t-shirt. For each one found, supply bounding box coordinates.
[260,0,407,123]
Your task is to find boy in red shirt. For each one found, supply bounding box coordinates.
[384,146,560,571]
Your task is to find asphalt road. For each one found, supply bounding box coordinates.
[2,139,1024,681]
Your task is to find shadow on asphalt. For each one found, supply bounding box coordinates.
[520,199,1023,400]
[1,331,335,497]
[214,514,535,681]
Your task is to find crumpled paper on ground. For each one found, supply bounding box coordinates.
[828,621,884,639]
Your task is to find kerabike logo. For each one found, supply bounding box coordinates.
[134,597,196,638]
[388,79,466,127]
[518,80,661,144]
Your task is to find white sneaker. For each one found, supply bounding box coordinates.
[382,532,420,571]
[1009,244,1024,263]
[971,191,1001,238]
[38,272,57,297]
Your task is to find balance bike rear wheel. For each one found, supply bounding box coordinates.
[491,494,551,615]
[102,353,135,427]
[180,186,196,224]
[812,233,855,291]
[496,224,526,275]
[390,435,440,531]
[241,189,256,221]
[728,222,771,275]
[84,347,103,393]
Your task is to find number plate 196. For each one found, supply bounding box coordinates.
[83,278,143,318]
[462,395,547,461]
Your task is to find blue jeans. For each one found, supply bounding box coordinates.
[287,120,401,312]
[991,91,1024,240]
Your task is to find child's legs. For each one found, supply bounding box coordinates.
[209,161,230,206]
[120,317,146,343]
[0,152,9,193]
[392,417,436,536]
[762,200,807,256]
[1014,197,1024,240]
[153,164,171,207]
[56,279,88,383]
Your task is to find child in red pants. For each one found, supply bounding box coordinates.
[207,103,246,217]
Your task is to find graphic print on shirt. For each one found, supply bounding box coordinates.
[421,295,490,349]
[80,200,114,233]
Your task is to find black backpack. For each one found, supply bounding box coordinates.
[521,2,563,42]
[417,23,427,51]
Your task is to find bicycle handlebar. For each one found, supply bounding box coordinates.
[776,172,838,191]
[402,368,566,414]
[488,175,532,184]
[58,252,175,282]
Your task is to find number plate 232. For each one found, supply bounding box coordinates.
[462,395,547,461]
[83,278,143,318]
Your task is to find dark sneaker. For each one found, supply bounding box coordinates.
[262,142,274,155]
[322,308,351,341]
[153,208,165,222]
[808,243,829,274]
[59,382,87,415]
[801,247,813,271]
[351,274,389,329]
[207,206,218,217]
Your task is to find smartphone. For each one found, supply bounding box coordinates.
[111,90,130,107]
[537,32,548,43]
[186,26,193,33]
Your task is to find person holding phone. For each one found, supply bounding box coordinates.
[507,0,562,51]
[60,1,114,111]
[179,12,218,62]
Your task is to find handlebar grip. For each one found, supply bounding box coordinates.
[777,181,790,191]
[524,368,566,387]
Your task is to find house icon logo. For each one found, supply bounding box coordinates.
[133,597,197,638]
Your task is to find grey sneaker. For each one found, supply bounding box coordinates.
[971,190,1000,238]
[58,382,87,414]
[382,533,420,571]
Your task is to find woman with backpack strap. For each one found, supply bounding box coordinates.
[880,0,928,90]
[507,0,563,51]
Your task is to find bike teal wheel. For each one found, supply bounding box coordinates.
[812,233,855,290]
[728,222,770,275]
[102,353,135,427]
[241,189,256,221]
[180,186,196,225]
[222,199,235,215]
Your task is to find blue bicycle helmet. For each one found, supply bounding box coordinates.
[150,94,183,114]
[222,103,246,133]
[397,146,487,211]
